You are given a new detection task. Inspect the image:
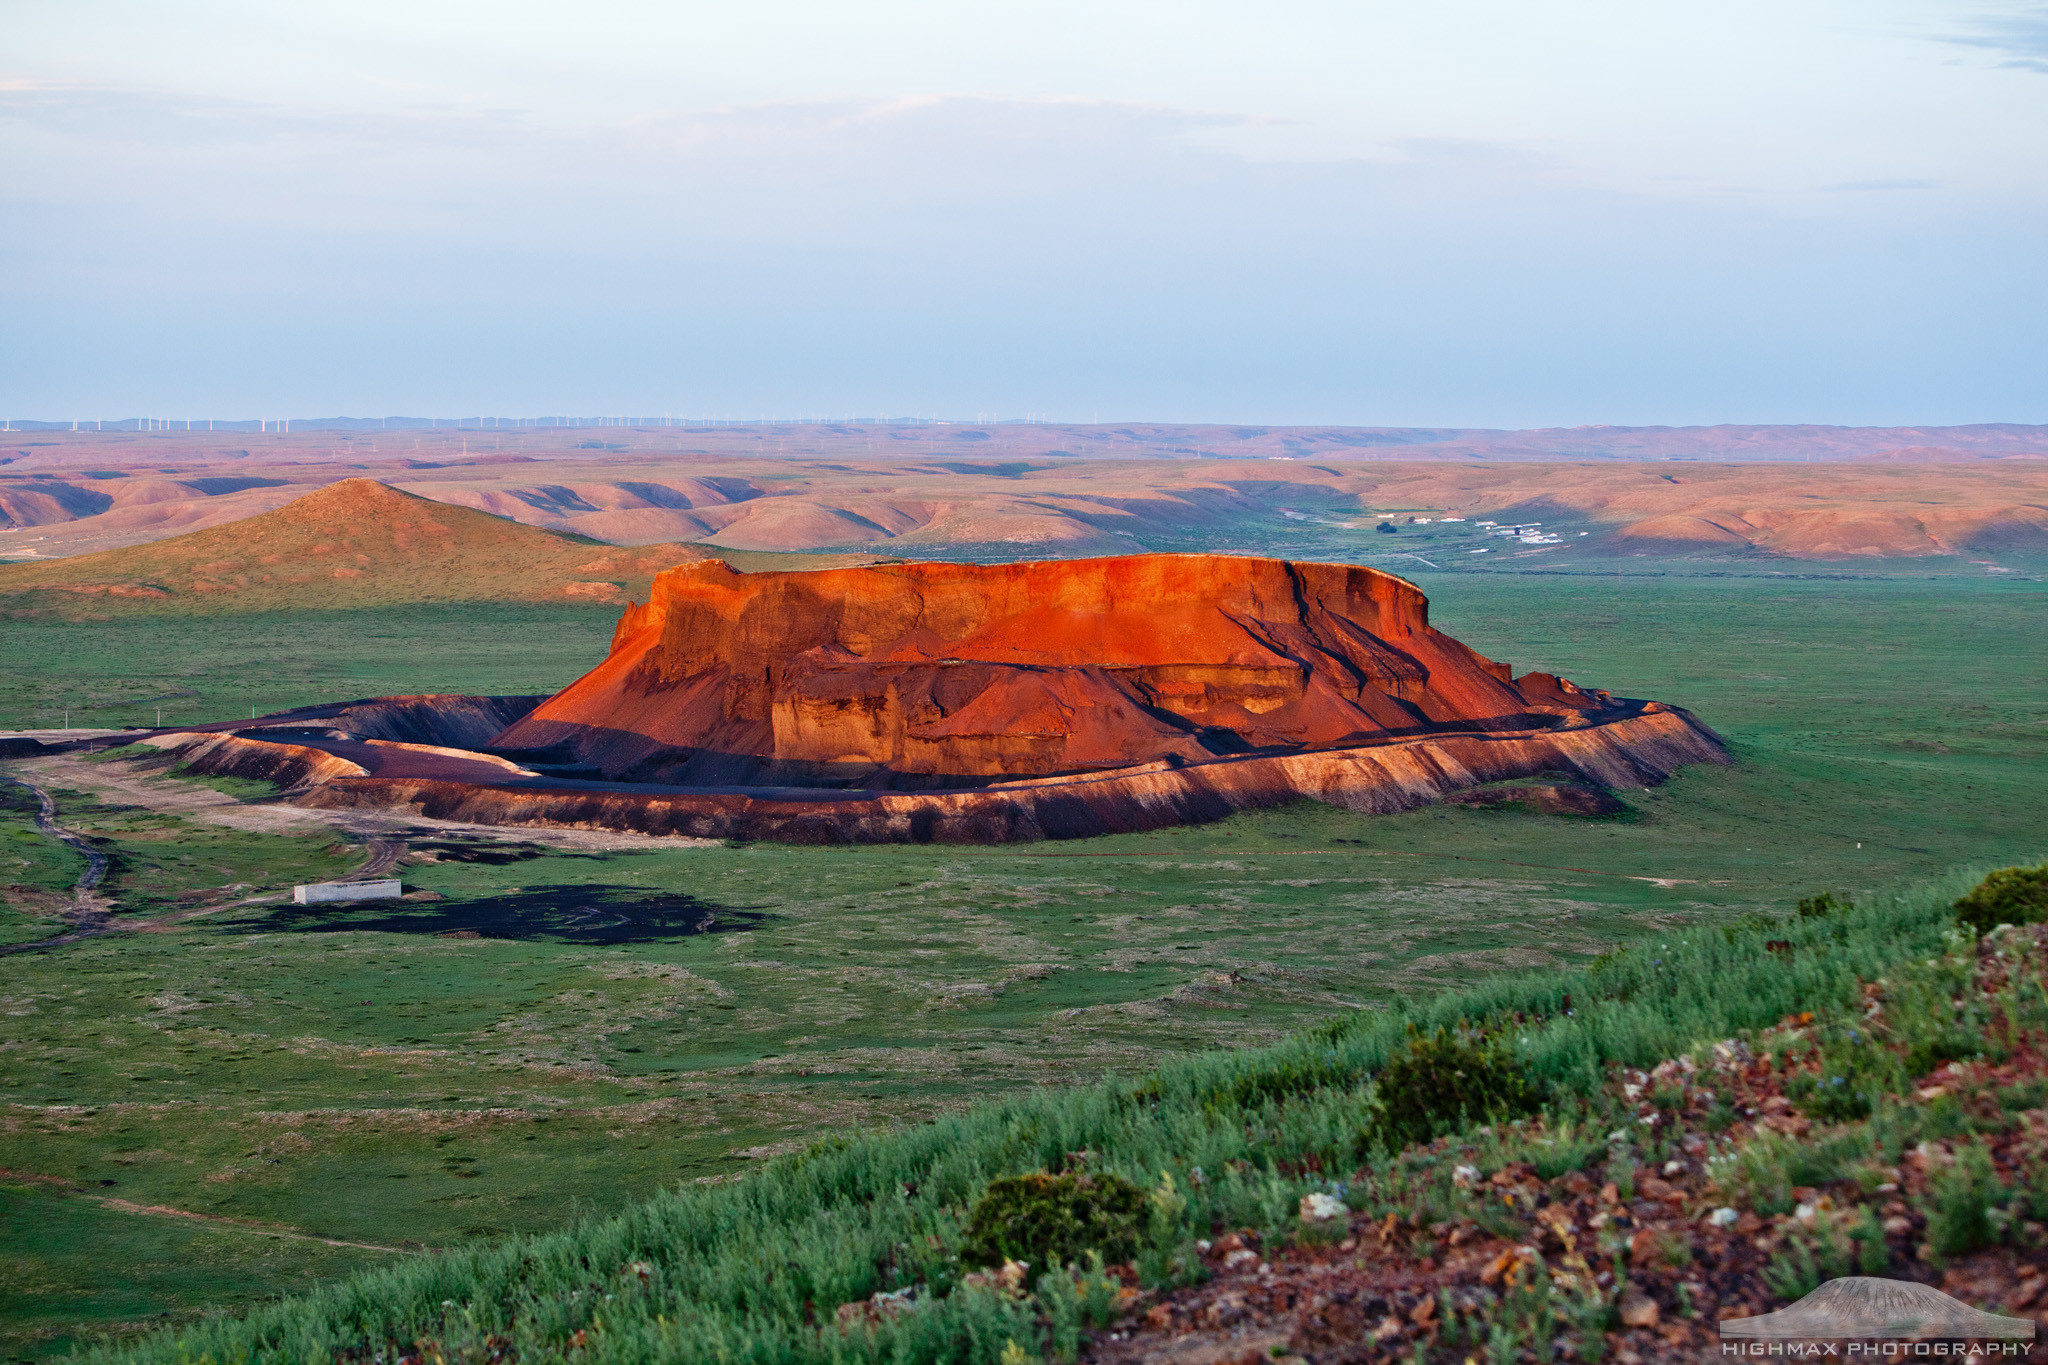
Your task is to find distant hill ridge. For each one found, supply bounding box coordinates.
[6,442,2046,566]
[0,479,717,615]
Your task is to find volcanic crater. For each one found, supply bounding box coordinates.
[150,554,1729,843]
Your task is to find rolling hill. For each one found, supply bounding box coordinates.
[3,427,2044,565]
[0,479,834,617]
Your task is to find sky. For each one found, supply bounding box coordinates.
[3,1,2046,426]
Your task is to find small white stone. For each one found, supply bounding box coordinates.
[1299,1192,1347,1222]
[1706,1207,1739,1228]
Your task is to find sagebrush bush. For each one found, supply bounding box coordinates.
[1955,864,2048,936]
[958,1172,1147,1271]
[1798,892,1851,919]
[1919,1142,2010,1261]
[1786,1070,1873,1121]
[1369,1026,1544,1148]
[1762,1209,1871,1300]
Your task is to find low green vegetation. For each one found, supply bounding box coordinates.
[1,783,354,924]
[0,603,615,732]
[78,861,2048,1365]
[0,1190,375,1355]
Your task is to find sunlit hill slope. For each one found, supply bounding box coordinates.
[0,479,717,616]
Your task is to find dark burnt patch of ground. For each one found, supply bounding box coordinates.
[232,885,770,945]
[401,838,615,866]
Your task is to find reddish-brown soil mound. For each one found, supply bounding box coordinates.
[0,479,716,614]
[493,555,1619,790]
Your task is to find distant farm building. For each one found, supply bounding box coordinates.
[294,879,403,904]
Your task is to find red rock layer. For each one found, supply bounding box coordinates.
[299,705,1727,844]
[493,555,1613,789]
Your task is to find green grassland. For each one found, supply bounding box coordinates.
[0,785,77,947]
[0,604,618,733]
[0,569,2043,1358]
[81,861,2048,1365]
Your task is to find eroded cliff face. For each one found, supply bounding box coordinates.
[302,705,1727,845]
[494,555,1616,788]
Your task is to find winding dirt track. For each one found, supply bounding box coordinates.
[0,767,393,957]
[0,774,113,954]
[0,748,711,956]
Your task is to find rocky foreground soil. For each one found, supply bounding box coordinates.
[1071,932,2048,1364]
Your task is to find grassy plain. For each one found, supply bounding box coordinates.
[1,567,2043,1358]
[0,603,616,732]
[84,862,2048,1365]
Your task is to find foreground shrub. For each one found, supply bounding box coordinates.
[1918,1141,2011,1262]
[1370,1026,1545,1148]
[958,1172,1147,1270]
[1763,1207,1888,1298]
[1955,864,2048,936]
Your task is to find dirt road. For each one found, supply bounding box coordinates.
[0,773,114,954]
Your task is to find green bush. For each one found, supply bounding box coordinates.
[1763,1207,1886,1300]
[1710,1129,1870,1218]
[1369,1027,1545,1149]
[1525,1121,1608,1179]
[1919,1142,2010,1262]
[1787,1070,1874,1122]
[1955,864,2048,936]
[958,1172,1147,1271]
[1798,892,1851,919]
[1212,1050,1361,1111]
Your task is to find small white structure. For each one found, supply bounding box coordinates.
[294,879,403,905]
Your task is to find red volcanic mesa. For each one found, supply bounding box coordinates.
[495,554,1617,788]
[151,553,1726,843]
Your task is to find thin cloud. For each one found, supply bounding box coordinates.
[1823,178,1940,191]
[1942,5,2048,72]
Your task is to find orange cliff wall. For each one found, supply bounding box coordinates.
[493,554,1617,790]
